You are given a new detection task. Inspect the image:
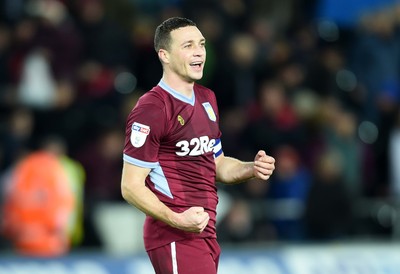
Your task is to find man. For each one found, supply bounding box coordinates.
[2,143,75,257]
[121,17,275,274]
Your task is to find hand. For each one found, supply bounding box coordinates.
[253,150,275,180]
[173,207,210,233]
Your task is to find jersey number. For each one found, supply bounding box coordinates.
[176,136,216,156]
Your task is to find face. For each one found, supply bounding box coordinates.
[161,26,206,82]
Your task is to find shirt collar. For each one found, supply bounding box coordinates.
[158,79,195,106]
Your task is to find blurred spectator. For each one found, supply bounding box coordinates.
[252,0,295,32]
[229,33,259,106]
[7,17,38,94]
[264,145,311,241]
[74,127,124,203]
[217,0,250,33]
[247,16,275,76]
[193,11,224,88]
[16,0,82,110]
[75,0,130,68]
[1,139,75,257]
[304,149,352,240]
[323,99,377,194]
[217,198,259,243]
[0,107,34,171]
[40,135,85,247]
[74,0,131,100]
[305,45,346,100]
[323,109,364,198]
[74,127,124,248]
[290,23,319,67]
[0,0,26,24]
[129,15,161,90]
[0,24,12,106]
[350,8,400,123]
[212,33,261,110]
[243,80,305,154]
[389,109,400,198]
[277,61,307,98]
[17,49,57,109]
[218,106,251,160]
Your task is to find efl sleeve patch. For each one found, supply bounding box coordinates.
[130,122,150,148]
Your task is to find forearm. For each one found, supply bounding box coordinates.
[121,162,209,233]
[216,156,255,184]
[121,183,179,228]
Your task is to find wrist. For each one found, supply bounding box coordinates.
[166,209,180,228]
[248,162,257,179]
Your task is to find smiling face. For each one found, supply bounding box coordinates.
[159,26,206,84]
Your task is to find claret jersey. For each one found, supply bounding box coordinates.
[123,80,223,251]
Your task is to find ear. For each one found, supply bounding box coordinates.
[158,49,170,64]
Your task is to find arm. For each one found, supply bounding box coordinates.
[121,162,209,233]
[215,150,275,184]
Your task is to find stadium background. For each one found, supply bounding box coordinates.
[1,0,400,273]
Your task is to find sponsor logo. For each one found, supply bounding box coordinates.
[130,122,150,148]
[176,136,216,156]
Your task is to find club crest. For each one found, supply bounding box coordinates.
[202,102,216,122]
[130,122,150,148]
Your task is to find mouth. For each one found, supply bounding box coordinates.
[190,61,203,70]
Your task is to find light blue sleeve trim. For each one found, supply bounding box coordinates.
[123,154,173,199]
[123,154,158,169]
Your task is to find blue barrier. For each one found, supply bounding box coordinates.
[1,244,400,274]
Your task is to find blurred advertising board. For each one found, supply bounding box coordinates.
[0,243,400,274]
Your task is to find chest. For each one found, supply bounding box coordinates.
[162,99,220,157]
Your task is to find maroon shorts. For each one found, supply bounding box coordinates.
[147,238,221,274]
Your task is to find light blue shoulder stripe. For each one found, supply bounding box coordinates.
[123,154,173,199]
[158,79,195,106]
[149,164,173,199]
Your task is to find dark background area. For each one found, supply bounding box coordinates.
[1,0,400,254]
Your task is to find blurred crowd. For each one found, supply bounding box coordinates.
[1,0,400,256]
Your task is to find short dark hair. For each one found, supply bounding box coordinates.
[154,17,197,52]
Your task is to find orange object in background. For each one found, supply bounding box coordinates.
[2,151,75,257]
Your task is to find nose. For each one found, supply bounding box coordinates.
[193,44,205,56]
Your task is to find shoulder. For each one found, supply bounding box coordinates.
[135,86,166,110]
[126,86,168,128]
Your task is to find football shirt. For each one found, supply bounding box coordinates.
[123,80,223,251]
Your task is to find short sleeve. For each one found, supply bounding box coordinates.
[123,98,166,167]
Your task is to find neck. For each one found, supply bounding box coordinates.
[161,73,195,98]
